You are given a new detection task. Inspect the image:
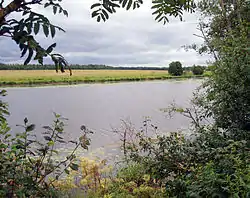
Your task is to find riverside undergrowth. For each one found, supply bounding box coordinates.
[0,90,93,197]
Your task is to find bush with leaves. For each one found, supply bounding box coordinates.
[55,159,165,198]
[53,156,113,197]
[106,163,165,198]
[0,93,93,197]
[191,65,204,75]
[165,138,250,197]
[168,61,183,76]
[114,113,250,197]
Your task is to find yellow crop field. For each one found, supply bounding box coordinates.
[0,69,207,86]
[0,70,170,86]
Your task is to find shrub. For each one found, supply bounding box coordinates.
[55,158,166,198]
[0,92,93,198]
[168,61,183,76]
[54,157,113,197]
[192,65,204,75]
[115,116,250,197]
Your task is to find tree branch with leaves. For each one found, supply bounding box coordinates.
[0,0,70,73]
[91,0,196,24]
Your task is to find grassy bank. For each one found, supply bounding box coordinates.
[0,70,209,87]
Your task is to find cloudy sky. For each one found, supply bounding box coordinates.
[0,0,211,67]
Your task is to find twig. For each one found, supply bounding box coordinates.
[197,23,219,61]
[193,33,204,39]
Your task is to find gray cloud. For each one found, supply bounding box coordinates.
[0,0,211,66]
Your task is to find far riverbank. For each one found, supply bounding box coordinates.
[0,70,209,87]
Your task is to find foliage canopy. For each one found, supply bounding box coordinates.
[192,65,204,75]
[168,61,183,76]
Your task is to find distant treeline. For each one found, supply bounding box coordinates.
[0,64,169,70]
[0,63,208,71]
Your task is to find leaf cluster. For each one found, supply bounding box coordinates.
[0,0,68,67]
[91,0,196,24]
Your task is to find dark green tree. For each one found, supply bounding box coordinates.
[192,65,204,75]
[168,61,183,76]
[194,0,250,137]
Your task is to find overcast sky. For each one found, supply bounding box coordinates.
[0,0,211,67]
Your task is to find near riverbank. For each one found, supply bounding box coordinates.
[0,70,210,87]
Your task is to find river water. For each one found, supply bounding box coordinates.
[4,80,201,157]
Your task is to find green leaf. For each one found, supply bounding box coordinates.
[103,4,113,13]
[4,134,11,139]
[44,3,50,8]
[91,3,101,9]
[155,13,162,21]
[21,45,28,58]
[127,0,133,10]
[50,25,56,38]
[92,10,100,18]
[102,9,109,20]
[63,10,68,17]
[70,163,79,171]
[34,22,40,35]
[18,19,25,32]
[38,58,43,65]
[151,3,162,9]
[133,2,136,9]
[26,23,32,34]
[64,169,70,174]
[43,24,49,37]
[48,140,54,146]
[26,124,35,132]
[100,13,106,21]
[97,15,101,22]
[122,0,128,8]
[24,48,34,65]
[46,43,56,54]
[53,6,57,14]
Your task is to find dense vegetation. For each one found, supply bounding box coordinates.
[0,0,249,197]
[191,65,204,75]
[168,61,183,76]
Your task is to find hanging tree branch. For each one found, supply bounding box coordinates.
[196,22,219,61]
[0,0,71,74]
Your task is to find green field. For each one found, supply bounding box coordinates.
[0,70,208,87]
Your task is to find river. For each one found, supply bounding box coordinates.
[4,79,201,158]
